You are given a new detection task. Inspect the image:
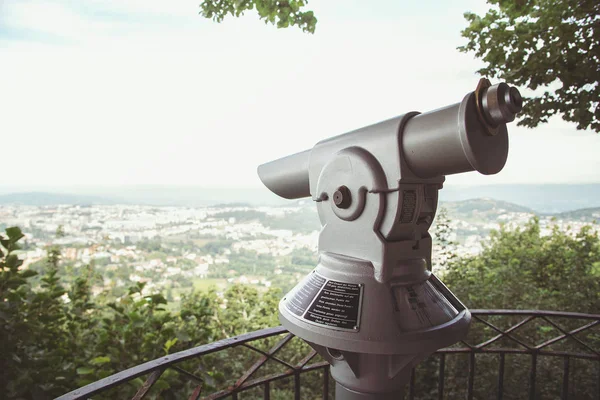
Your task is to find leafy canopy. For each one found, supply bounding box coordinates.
[200,0,317,33]
[443,217,600,313]
[459,0,600,132]
[439,218,599,398]
[0,226,284,398]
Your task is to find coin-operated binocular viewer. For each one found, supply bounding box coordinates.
[258,79,522,399]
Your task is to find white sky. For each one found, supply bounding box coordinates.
[1,0,598,188]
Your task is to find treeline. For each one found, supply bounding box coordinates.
[1,218,599,399]
[0,228,284,399]
[432,218,600,399]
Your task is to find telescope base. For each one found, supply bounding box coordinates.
[335,383,404,400]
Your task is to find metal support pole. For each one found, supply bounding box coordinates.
[335,383,405,400]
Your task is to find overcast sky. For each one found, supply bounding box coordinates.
[1,0,598,190]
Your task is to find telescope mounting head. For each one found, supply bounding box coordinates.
[257,79,522,398]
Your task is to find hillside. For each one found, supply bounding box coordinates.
[442,197,534,214]
[0,191,598,228]
[551,207,600,223]
[1,183,599,211]
[439,198,534,223]
[0,192,119,206]
[440,184,600,213]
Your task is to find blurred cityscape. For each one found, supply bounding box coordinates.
[1,198,597,304]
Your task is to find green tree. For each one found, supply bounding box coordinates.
[460,0,599,132]
[203,239,234,255]
[443,217,599,312]
[56,224,66,238]
[290,246,318,267]
[212,285,280,337]
[438,218,599,399]
[200,0,317,33]
[0,227,75,398]
[1,224,288,399]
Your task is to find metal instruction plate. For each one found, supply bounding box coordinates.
[285,272,363,331]
[286,273,326,316]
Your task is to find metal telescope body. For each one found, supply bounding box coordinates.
[258,79,522,399]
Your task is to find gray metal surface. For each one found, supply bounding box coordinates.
[335,383,404,400]
[279,255,469,354]
[401,90,511,178]
[257,149,311,199]
[279,253,470,396]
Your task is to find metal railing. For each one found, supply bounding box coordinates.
[57,310,600,400]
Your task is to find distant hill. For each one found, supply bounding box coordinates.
[0,184,599,212]
[0,192,120,206]
[551,207,600,223]
[203,198,594,233]
[0,186,288,207]
[440,184,600,213]
[438,198,534,224]
[0,187,286,207]
[441,198,534,214]
[208,202,254,208]
[0,193,597,232]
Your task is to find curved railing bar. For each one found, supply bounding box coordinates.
[469,309,600,319]
[56,326,287,400]
[56,310,600,400]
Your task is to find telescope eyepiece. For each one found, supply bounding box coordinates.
[478,80,523,129]
[507,86,523,113]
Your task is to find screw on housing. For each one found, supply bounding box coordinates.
[333,186,352,209]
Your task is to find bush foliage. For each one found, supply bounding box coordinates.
[1,218,598,398]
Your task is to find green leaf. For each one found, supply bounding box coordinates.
[0,239,10,250]
[90,356,111,366]
[20,269,38,279]
[5,227,24,242]
[164,338,178,353]
[146,293,167,305]
[76,367,95,375]
[5,254,21,269]
[129,282,146,295]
